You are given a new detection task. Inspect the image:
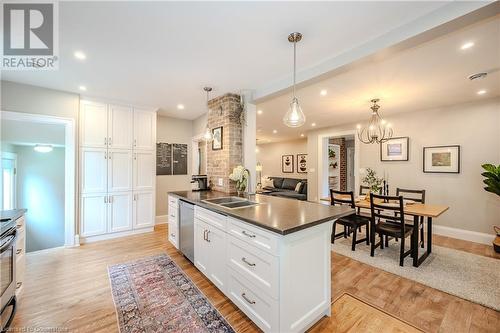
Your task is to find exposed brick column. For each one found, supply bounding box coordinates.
[207,93,243,193]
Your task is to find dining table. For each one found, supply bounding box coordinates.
[320,196,449,267]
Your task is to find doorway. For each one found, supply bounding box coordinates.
[322,134,356,196]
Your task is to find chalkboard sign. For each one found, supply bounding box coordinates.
[156,143,172,175]
[173,143,188,175]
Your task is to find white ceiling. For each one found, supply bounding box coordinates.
[1,1,457,119]
[1,120,65,146]
[256,15,500,143]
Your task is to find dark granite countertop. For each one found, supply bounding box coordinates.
[169,191,353,235]
[0,209,27,222]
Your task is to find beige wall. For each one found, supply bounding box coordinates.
[307,98,500,235]
[193,113,208,136]
[156,115,194,216]
[257,139,307,180]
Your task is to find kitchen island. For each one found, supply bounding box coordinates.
[167,191,353,333]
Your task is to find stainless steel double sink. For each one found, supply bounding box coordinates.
[202,197,259,209]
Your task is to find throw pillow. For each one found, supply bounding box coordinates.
[295,182,303,193]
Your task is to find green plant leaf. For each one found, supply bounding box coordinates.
[481,164,496,173]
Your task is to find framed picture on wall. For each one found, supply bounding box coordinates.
[297,154,307,173]
[380,137,409,161]
[212,126,223,150]
[423,145,460,173]
[282,155,294,173]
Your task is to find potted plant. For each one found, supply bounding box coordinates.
[361,168,383,201]
[229,165,249,196]
[481,163,500,253]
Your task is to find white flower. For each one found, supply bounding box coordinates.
[229,165,245,182]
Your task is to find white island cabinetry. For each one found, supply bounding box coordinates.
[191,205,332,333]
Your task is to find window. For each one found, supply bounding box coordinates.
[1,153,17,210]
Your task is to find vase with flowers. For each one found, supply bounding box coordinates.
[361,168,383,201]
[229,165,249,196]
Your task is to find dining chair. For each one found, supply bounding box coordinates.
[330,190,370,251]
[396,188,426,248]
[369,193,416,266]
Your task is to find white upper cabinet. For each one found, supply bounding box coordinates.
[108,150,133,192]
[133,109,156,150]
[133,192,154,229]
[133,151,154,191]
[108,104,133,149]
[81,148,107,194]
[108,192,133,233]
[80,101,108,148]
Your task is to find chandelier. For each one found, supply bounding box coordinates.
[283,32,306,127]
[356,99,393,144]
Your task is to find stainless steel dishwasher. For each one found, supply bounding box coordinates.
[179,200,194,263]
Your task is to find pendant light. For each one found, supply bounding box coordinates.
[203,87,213,142]
[283,32,306,128]
[356,99,393,144]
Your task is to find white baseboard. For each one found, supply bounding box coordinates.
[80,227,154,244]
[433,224,495,245]
[155,215,168,225]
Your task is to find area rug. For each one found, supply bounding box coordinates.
[332,239,500,311]
[108,254,235,333]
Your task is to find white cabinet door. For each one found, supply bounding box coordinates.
[80,101,108,148]
[81,194,107,237]
[207,226,227,293]
[81,148,107,193]
[194,220,209,275]
[108,104,133,149]
[133,109,155,150]
[133,191,154,229]
[133,151,154,191]
[108,193,133,233]
[108,150,133,192]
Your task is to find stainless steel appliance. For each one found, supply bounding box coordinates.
[179,200,194,263]
[191,175,209,191]
[0,218,17,332]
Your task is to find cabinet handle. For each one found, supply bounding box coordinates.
[104,152,107,159]
[16,249,22,255]
[170,233,175,238]
[108,153,112,160]
[134,153,137,160]
[241,257,256,267]
[16,282,22,289]
[203,230,207,241]
[16,224,22,229]
[241,293,256,305]
[241,230,256,238]
[104,196,107,203]
[134,139,137,147]
[108,137,112,146]
[109,195,113,203]
[104,137,107,145]
[206,230,211,243]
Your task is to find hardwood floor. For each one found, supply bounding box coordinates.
[11,224,499,333]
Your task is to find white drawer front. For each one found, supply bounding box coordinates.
[228,235,279,299]
[168,195,178,208]
[195,206,227,231]
[228,217,280,256]
[168,204,177,218]
[227,268,279,333]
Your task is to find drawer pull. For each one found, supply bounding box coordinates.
[170,233,175,238]
[16,282,22,289]
[16,249,22,255]
[241,230,256,238]
[241,257,256,267]
[206,230,211,243]
[16,224,22,229]
[241,293,256,305]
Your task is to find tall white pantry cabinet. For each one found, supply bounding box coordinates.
[79,100,157,242]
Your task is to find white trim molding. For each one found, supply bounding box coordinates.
[155,215,168,225]
[433,224,495,245]
[80,227,154,244]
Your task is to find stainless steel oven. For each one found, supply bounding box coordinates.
[0,223,17,333]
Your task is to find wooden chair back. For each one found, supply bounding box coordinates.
[330,190,355,209]
[396,188,426,203]
[370,193,406,232]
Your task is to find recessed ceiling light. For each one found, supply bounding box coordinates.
[272,129,278,134]
[257,109,263,115]
[300,133,305,137]
[477,90,487,95]
[460,42,474,50]
[320,89,327,96]
[74,51,86,60]
[177,104,185,110]
[34,144,53,153]
[79,85,87,91]
[311,123,316,127]
[255,147,260,153]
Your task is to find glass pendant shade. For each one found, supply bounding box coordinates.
[283,97,306,127]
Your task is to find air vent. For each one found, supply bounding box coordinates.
[468,72,487,81]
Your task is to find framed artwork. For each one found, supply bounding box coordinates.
[282,155,294,173]
[297,154,308,173]
[423,145,460,173]
[380,137,409,161]
[212,126,223,150]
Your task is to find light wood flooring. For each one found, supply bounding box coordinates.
[11,224,499,333]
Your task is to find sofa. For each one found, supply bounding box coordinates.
[262,177,308,201]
